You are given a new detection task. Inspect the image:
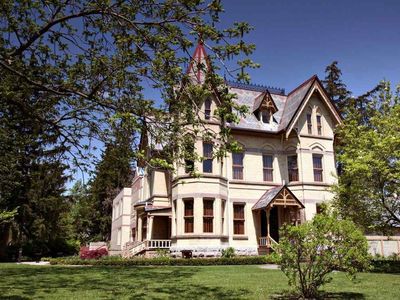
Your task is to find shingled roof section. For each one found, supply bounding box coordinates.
[278,75,317,131]
[252,185,305,210]
[252,186,284,210]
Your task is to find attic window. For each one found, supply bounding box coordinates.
[204,98,211,120]
[260,109,274,124]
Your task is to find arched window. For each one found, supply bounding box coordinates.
[316,113,322,135]
[204,98,211,120]
[306,112,312,134]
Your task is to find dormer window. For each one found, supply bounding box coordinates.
[204,98,211,120]
[261,110,271,124]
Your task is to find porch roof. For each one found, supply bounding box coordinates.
[144,205,171,212]
[252,185,305,210]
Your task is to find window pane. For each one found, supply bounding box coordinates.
[203,200,214,216]
[233,204,244,219]
[185,218,193,233]
[205,98,211,120]
[184,200,193,216]
[203,218,213,233]
[232,153,243,165]
[313,154,323,182]
[317,115,322,135]
[203,159,212,173]
[261,110,270,123]
[313,155,322,169]
[263,155,273,168]
[288,155,298,182]
[307,113,312,134]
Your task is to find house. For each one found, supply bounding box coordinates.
[109,42,342,257]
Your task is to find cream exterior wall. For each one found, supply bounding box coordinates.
[110,188,132,253]
[110,89,340,256]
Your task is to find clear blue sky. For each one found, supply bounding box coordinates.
[72,0,400,187]
[215,0,400,96]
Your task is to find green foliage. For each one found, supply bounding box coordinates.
[221,247,236,258]
[333,81,400,232]
[277,214,370,299]
[322,61,350,116]
[0,208,17,225]
[47,255,274,266]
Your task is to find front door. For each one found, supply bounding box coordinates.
[270,206,279,242]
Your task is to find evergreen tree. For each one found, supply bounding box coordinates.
[88,122,134,241]
[322,61,351,115]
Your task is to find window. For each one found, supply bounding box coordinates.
[184,199,194,233]
[313,154,323,182]
[261,110,271,124]
[232,152,244,180]
[233,204,245,234]
[288,155,299,182]
[184,139,194,173]
[203,142,213,173]
[203,199,214,233]
[316,115,322,135]
[204,98,211,120]
[221,200,226,234]
[316,203,324,214]
[263,155,273,182]
[307,113,312,134]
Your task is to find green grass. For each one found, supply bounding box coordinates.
[0,264,399,299]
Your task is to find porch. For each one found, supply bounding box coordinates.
[253,185,304,254]
[123,239,172,257]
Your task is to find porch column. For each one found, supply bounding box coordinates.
[146,215,154,241]
[266,207,270,238]
[137,216,143,241]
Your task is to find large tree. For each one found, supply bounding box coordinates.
[1,1,258,255]
[333,81,400,233]
[322,61,350,116]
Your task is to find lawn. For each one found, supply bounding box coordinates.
[0,264,399,299]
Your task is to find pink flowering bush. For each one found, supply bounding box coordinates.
[79,247,108,259]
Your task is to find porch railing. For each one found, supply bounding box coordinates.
[147,239,171,249]
[259,236,278,248]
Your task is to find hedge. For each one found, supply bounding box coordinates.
[370,259,400,274]
[47,254,281,266]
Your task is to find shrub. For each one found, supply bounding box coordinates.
[221,247,235,258]
[79,246,108,260]
[48,255,276,266]
[277,214,370,299]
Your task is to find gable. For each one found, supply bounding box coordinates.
[283,77,342,138]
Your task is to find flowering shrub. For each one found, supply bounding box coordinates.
[79,247,108,259]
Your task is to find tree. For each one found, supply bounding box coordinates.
[0,0,258,256]
[333,81,400,232]
[322,61,350,116]
[87,121,135,241]
[278,213,370,299]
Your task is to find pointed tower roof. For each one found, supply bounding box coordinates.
[186,40,211,83]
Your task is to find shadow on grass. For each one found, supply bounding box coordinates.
[0,265,249,299]
[271,291,365,300]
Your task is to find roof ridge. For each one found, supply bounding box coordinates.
[287,74,317,96]
[226,80,285,95]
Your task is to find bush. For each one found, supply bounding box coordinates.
[277,214,370,299]
[221,247,235,258]
[79,246,108,260]
[48,255,277,266]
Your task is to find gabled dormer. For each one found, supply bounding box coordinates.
[253,90,278,124]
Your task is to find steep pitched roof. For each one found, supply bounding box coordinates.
[278,75,317,132]
[252,185,305,210]
[186,41,211,83]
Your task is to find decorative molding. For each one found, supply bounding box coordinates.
[299,134,334,140]
[173,193,227,200]
[232,235,249,240]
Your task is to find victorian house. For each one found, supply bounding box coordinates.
[109,42,342,257]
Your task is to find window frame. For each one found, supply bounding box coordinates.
[316,114,322,135]
[232,152,244,180]
[203,198,214,233]
[202,142,213,173]
[287,155,299,182]
[262,154,274,182]
[183,199,194,233]
[313,154,323,182]
[306,113,312,134]
[204,98,211,120]
[233,203,245,235]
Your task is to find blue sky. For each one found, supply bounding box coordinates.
[72,0,400,186]
[214,0,400,96]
